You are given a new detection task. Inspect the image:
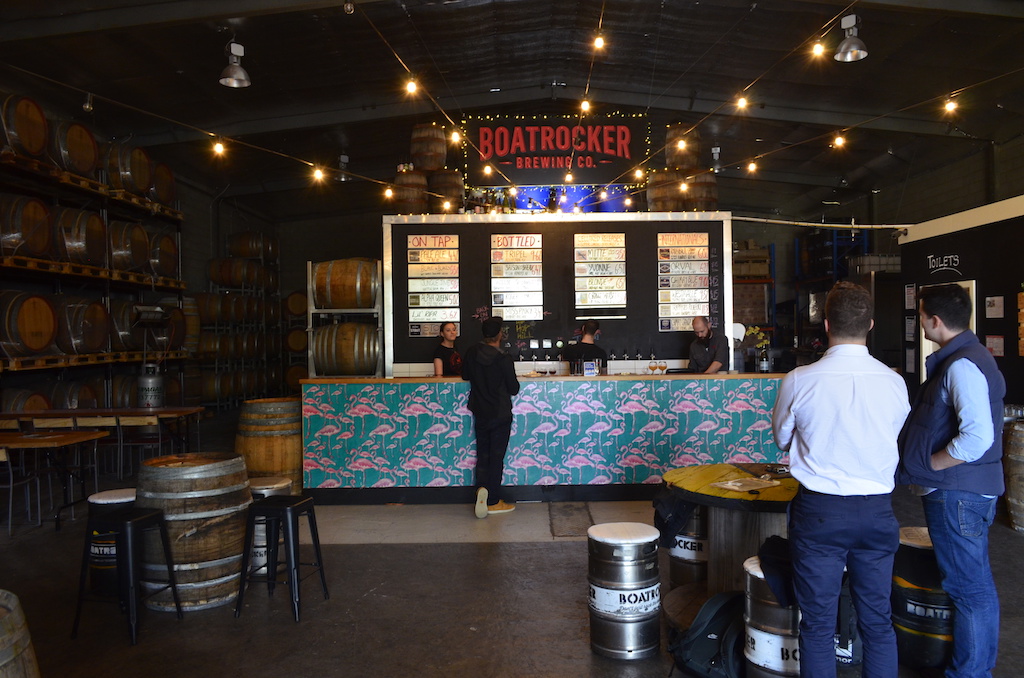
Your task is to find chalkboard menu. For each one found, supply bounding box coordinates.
[384,214,732,369]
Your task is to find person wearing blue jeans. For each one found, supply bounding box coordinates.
[899,283,1006,678]
[773,282,911,677]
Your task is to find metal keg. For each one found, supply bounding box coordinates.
[892,527,952,669]
[137,363,164,408]
[249,476,293,575]
[669,505,707,588]
[587,522,661,660]
[744,555,800,677]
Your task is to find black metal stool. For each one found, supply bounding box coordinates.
[72,506,182,645]
[234,494,328,622]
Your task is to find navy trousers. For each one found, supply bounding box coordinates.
[788,489,900,678]
[473,416,512,503]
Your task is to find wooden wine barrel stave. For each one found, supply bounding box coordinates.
[310,322,380,376]
[0,290,58,358]
[105,143,152,196]
[2,93,48,157]
[55,296,109,354]
[53,206,106,266]
[108,221,149,271]
[50,119,99,177]
[311,258,380,309]
[0,194,52,258]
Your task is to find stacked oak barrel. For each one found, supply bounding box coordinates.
[392,122,465,214]
[198,230,281,406]
[646,124,718,213]
[282,290,308,394]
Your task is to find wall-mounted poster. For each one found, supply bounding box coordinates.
[407,234,460,336]
[491,233,543,320]
[574,233,625,309]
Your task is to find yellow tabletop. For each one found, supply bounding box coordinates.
[663,463,798,511]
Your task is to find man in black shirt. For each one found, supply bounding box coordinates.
[689,316,729,373]
[562,320,607,368]
[462,316,520,518]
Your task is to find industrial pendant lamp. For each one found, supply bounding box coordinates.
[834,15,867,62]
[219,40,251,88]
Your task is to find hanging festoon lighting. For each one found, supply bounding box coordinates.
[219,39,251,88]
[834,15,868,62]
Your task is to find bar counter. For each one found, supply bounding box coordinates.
[301,373,787,497]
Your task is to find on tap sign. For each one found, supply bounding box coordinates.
[464,114,648,186]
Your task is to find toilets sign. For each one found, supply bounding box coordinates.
[464,114,648,186]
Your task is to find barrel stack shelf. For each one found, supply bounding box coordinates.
[0,93,188,410]
[305,259,383,379]
[282,291,308,394]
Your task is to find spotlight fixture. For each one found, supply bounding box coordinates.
[834,15,867,62]
[82,93,94,113]
[219,40,251,88]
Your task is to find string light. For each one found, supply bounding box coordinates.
[451,130,461,143]
[812,41,825,57]
[833,135,845,147]
[312,167,325,181]
[737,96,748,109]
[600,190,608,199]
[213,140,225,155]
[676,139,687,150]
[679,182,689,192]
[508,186,518,196]
[384,187,394,198]
[581,100,591,112]
[747,162,758,172]
[442,200,451,211]
[483,165,492,175]
[624,197,632,206]
[405,78,417,94]
[594,35,605,50]
[944,98,958,113]
[634,168,644,179]
[565,172,574,183]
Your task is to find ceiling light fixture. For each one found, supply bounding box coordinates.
[82,93,94,113]
[834,15,868,62]
[219,40,251,88]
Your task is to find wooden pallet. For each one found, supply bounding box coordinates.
[0,152,62,179]
[63,262,111,279]
[1,354,66,370]
[0,255,63,273]
[58,171,109,196]
[108,189,151,210]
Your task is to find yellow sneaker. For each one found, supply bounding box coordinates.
[474,487,489,519]
[487,500,516,515]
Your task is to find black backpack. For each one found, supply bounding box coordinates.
[667,591,746,678]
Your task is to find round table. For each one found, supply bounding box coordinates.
[663,464,798,595]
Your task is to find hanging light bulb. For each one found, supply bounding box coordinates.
[442,200,452,211]
[483,165,492,176]
[944,98,958,113]
[581,100,590,112]
[451,130,461,143]
[213,140,225,155]
[385,187,394,198]
[833,135,846,147]
[812,41,825,57]
[572,204,582,214]
[634,168,644,180]
[559,190,567,203]
[509,186,518,196]
[565,172,573,183]
[405,78,417,94]
[312,168,325,181]
[594,35,605,50]
[600,190,608,200]
[679,182,689,192]
[747,162,758,172]
[676,139,687,151]
[737,96,748,109]
[624,197,633,206]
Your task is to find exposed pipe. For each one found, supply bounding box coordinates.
[731,214,913,230]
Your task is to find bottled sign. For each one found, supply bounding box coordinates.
[464,114,648,186]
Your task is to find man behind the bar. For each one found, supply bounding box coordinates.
[689,316,728,373]
[772,281,910,678]
[562,320,607,364]
[462,316,520,519]
[898,284,1005,678]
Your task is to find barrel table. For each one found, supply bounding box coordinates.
[662,464,797,595]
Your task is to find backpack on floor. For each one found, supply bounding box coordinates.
[667,591,746,678]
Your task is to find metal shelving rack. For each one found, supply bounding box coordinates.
[305,260,384,379]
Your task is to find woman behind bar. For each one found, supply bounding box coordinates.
[433,321,462,376]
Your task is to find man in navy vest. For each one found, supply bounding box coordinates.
[898,283,1006,678]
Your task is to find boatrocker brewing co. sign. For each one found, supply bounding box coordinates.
[464,114,648,186]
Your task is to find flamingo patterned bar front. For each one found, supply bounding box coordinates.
[302,375,787,490]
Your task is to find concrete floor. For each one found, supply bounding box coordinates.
[1,409,1023,677]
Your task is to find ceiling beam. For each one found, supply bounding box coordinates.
[790,0,1024,19]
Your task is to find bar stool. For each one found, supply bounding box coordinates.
[72,505,182,645]
[234,494,328,622]
[248,477,292,577]
[86,488,137,597]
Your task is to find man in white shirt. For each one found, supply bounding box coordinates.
[772,281,911,678]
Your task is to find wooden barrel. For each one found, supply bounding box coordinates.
[0,389,51,412]
[208,258,255,288]
[105,143,152,195]
[236,397,303,495]
[263,267,279,293]
[262,234,279,261]
[410,123,447,172]
[264,296,281,326]
[55,296,109,354]
[0,194,51,258]
[194,292,223,326]
[266,363,282,392]
[149,306,186,351]
[392,170,429,214]
[284,291,306,318]
[428,169,465,212]
[148,231,178,278]
[1003,421,1024,532]
[110,373,138,408]
[160,296,200,357]
[182,364,203,406]
[892,526,953,669]
[2,94,48,158]
[47,381,99,409]
[311,258,379,309]
[226,232,263,258]
[162,371,183,406]
[50,120,99,177]
[284,365,307,393]
[136,452,253,611]
[311,322,379,375]
[285,328,307,353]
[0,291,57,357]
[686,171,718,212]
[220,293,247,325]
[148,162,176,205]
[196,333,220,360]
[108,299,146,351]
[665,124,701,169]
[0,589,41,678]
[53,206,106,266]
[200,370,233,401]
[108,221,149,271]
[646,169,691,212]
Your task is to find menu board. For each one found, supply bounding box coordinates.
[406,234,460,336]
[491,233,543,321]
[574,233,626,309]
[656,232,713,332]
[385,216,730,365]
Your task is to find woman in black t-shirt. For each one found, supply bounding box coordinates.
[432,321,462,376]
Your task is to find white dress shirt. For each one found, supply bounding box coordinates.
[772,343,911,495]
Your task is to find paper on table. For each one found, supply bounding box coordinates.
[709,477,781,492]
